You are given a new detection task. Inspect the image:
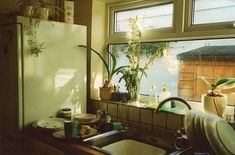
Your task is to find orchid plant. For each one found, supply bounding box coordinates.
[78,45,127,88]
[201,77,235,97]
[117,16,170,101]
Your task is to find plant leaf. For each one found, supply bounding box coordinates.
[215,78,235,90]
[114,65,129,75]
[137,67,147,78]
[201,76,213,89]
[108,50,117,78]
[79,45,110,80]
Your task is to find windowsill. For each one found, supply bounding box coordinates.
[91,97,234,117]
[91,97,201,116]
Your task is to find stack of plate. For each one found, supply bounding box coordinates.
[184,111,235,154]
[36,117,64,130]
[74,113,97,124]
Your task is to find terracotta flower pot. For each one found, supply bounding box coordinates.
[202,94,227,117]
[100,86,114,101]
[22,5,33,17]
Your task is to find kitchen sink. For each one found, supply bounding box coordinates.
[102,139,167,155]
[83,128,176,154]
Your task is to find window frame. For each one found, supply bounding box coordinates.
[184,0,235,32]
[107,0,179,43]
[105,0,235,101]
[106,0,235,44]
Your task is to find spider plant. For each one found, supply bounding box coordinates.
[15,0,35,7]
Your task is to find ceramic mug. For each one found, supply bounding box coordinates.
[64,120,79,139]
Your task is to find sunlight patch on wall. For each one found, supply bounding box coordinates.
[91,72,103,99]
[54,68,77,90]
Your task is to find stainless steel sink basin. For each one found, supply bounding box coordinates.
[83,129,175,154]
[102,139,167,155]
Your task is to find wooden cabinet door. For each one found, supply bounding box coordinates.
[31,138,64,155]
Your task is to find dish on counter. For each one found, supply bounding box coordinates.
[52,126,97,139]
[74,113,97,123]
[36,118,64,130]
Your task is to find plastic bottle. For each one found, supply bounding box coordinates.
[159,83,171,110]
[148,83,158,108]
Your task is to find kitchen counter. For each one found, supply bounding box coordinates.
[31,125,179,155]
[31,127,110,155]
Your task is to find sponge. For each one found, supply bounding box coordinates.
[112,122,123,130]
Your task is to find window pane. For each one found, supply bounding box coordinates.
[110,38,235,101]
[115,3,173,32]
[193,0,235,24]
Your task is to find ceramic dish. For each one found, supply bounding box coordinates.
[199,113,214,153]
[203,113,235,155]
[52,128,97,139]
[184,111,199,150]
[74,113,97,123]
[36,118,64,130]
[193,111,206,150]
[216,119,235,154]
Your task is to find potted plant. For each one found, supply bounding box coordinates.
[15,0,64,57]
[116,16,169,102]
[34,0,64,20]
[79,45,127,100]
[201,77,235,117]
[15,0,35,17]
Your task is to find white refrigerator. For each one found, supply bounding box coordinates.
[0,16,87,155]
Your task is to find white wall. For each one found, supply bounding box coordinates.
[90,0,107,99]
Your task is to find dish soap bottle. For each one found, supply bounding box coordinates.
[148,83,158,109]
[159,83,171,110]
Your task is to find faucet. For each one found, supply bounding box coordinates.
[155,97,192,113]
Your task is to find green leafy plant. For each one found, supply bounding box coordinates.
[15,0,36,7]
[201,77,235,96]
[78,45,127,88]
[116,16,169,101]
[16,0,64,57]
[34,0,64,19]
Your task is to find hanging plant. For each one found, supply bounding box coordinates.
[24,18,46,57]
[16,0,64,57]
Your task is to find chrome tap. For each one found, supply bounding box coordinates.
[155,97,192,113]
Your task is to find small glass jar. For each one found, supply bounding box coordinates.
[61,108,72,120]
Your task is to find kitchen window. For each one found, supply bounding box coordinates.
[107,0,235,102]
[185,0,235,32]
[192,0,235,25]
[114,3,174,32]
[107,0,177,43]
[110,38,235,101]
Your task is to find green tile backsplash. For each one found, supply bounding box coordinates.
[89,100,185,139]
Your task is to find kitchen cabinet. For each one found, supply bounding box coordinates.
[31,138,65,155]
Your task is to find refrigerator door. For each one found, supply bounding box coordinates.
[0,17,87,155]
[20,17,87,127]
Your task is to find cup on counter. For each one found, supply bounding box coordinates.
[61,108,72,120]
[64,120,80,139]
